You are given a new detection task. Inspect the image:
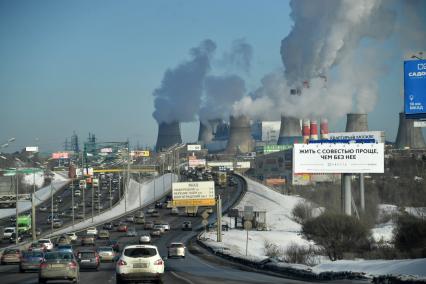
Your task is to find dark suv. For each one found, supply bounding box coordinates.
[76,249,99,270]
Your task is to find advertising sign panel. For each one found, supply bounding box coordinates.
[25,146,39,152]
[188,159,206,168]
[187,144,201,151]
[328,131,385,143]
[293,143,384,173]
[236,161,251,169]
[131,150,150,157]
[207,161,233,168]
[172,181,215,206]
[100,148,113,153]
[52,152,70,159]
[404,59,426,118]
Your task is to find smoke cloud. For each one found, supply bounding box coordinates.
[221,39,253,73]
[152,39,216,123]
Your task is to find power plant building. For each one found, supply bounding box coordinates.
[155,121,182,152]
[251,121,281,143]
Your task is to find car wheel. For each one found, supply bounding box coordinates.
[19,267,24,273]
[116,275,124,284]
[38,278,46,284]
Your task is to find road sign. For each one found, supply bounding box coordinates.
[201,219,209,226]
[244,220,252,230]
[172,181,215,206]
[414,121,426,127]
[244,206,254,220]
[172,199,215,207]
[201,211,209,219]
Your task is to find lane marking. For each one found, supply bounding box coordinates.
[170,271,196,284]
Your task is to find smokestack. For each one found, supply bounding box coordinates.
[345,113,368,132]
[198,121,214,145]
[225,115,254,154]
[395,112,426,149]
[302,119,310,143]
[155,121,182,152]
[320,118,329,140]
[310,120,318,141]
[277,115,303,145]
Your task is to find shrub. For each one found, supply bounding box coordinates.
[263,240,283,259]
[393,214,426,258]
[302,212,371,261]
[292,201,314,224]
[283,242,320,266]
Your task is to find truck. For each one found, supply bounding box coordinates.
[17,214,31,233]
[185,206,198,217]
[92,178,99,188]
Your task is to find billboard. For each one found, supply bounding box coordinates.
[187,144,201,151]
[328,131,385,143]
[172,181,215,206]
[131,150,150,157]
[293,143,384,173]
[188,159,206,168]
[100,148,113,153]
[236,161,251,169]
[404,59,426,118]
[25,146,39,152]
[207,161,233,169]
[52,152,69,159]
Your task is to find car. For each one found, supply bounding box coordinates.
[95,203,104,210]
[150,228,162,237]
[3,227,15,239]
[39,205,48,212]
[160,222,170,231]
[126,215,135,223]
[103,222,113,230]
[117,223,128,232]
[51,206,59,213]
[167,242,186,258]
[86,227,98,236]
[19,250,44,272]
[151,210,160,217]
[155,201,164,209]
[57,244,73,254]
[96,246,115,262]
[36,227,42,236]
[146,207,155,214]
[153,225,165,234]
[1,248,21,264]
[170,207,179,215]
[144,220,154,230]
[38,239,54,251]
[57,235,71,245]
[74,190,81,197]
[53,219,63,228]
[135,215,145,224]
[56,197,63,203]
[205,207,213,214]
[139,234,151,244]
[98,230,110,240]
[107,240,120,253]
[76,249,99,270]
[75,212,84,219]
[182,221,192,231]
[66,232,78,242]
[116,245,164,284]
[39,251,80,283]
[126,227,138,237]
[81,235,95,246]
[29,241,47,252]
[47,214,60,224]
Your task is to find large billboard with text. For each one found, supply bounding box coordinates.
[172,181,215,206]
[404,59,426,118]
[293,143,384,173]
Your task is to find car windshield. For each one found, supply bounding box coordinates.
[97,247,112,252]
[45,252,73,260]
[5,249,19,254]
[124,247,157,258]
[170,243,184,248]
[38,240,50,244]
[58,245,72,249]
[23,251,43,257]
[79,252,95,258]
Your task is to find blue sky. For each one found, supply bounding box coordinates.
[0,0,417,152]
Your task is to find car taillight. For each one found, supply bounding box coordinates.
[154,259,163,266]
[69,261,77,269]
[117,259,127,266]
[40,262,48,269]
[96,255,100,263]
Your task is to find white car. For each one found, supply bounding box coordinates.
[167,242,186,258]
[147,207,155,214]
[139,234,151,244]
[66,232,78,242]
[87,227,98,236]
[3,227,15,239]
[160,223,170,231]
[153,225,165,234]
[116,245,164,283]
[38,238,54,251]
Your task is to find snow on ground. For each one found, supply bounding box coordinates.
[202,176,312,260]
[22,172,44,188]
[49,173,177,237]
[0,172,69,219]
[201,176,426,279]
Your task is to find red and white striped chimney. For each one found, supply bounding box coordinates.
[302,119,310,143]
[320,118,329,140]
[310,120,318,141]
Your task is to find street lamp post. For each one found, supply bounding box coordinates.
[109,177,112,209]
[71,178,75,227]
[15,174,19,245]
[50,183,53,234]
[138,173,142,209]
[31,171,36,241]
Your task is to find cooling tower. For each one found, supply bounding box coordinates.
[395,112,426,149]
[302,119,310,143]
[310,120,319,141]
[320,118,329,139]
[277,115,303,145]
[225,115,254,154]
[155,121,182,152]
[198,121,214,145]
[345,113,368,132]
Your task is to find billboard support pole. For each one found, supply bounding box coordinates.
[217,195,222,242]
[341,173,352,216]
[359,173,365,213]
[32,171,36,241]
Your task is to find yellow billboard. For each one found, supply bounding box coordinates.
[172,198,216,207]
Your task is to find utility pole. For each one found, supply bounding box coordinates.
[359,173,365,213]
[109,177,112,209]
[216,195,222,242]
[71,178,75,227]
[341,173,352,216]
[15,174,19,245]
[50,183,53,234]
[138,173,142,209]
[81,152,85,219]
[31,171,36,241]
[91,175,94,222]
[97,175,101,216]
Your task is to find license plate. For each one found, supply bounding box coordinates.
[51,264,64,268]
[133,263,147,268]
[81,259,90,262]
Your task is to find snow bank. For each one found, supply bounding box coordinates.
[22,172,44,188]
[0,172,69,219]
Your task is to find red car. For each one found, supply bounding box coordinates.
[117,223,128,232]
[28,242,47,252]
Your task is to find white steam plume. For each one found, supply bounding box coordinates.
[152,39,216,123]
[220,38,253,73]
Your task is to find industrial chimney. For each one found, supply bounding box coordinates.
[302,119,310,143]
[395,112,426,149]
[310,120,319,141]
[225,115,254,154]
[277,115,302,145]
[345,113,369,132]
[198,121,214,145]
[320,118,329,140]
[155,121,182,152]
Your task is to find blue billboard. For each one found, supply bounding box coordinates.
[404,59,426,118]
